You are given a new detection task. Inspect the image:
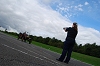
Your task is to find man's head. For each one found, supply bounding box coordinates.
[72,22,78,30]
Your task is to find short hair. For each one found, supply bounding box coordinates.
[73,22,78,31]
[73,22,77,25]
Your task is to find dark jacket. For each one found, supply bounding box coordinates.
[65,27,78,40]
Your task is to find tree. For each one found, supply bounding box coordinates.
[44,37,51,44]
[73,43,78,52]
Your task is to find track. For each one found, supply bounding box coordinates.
[0,32,92,66]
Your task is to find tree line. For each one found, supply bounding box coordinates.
[1,31,100,58]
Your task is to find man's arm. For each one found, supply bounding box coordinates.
[63,27,68,32]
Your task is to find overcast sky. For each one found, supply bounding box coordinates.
[0,0,100,45]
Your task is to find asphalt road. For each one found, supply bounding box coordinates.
[0,32,92,66]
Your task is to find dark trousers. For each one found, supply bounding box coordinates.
[59,38,75,63]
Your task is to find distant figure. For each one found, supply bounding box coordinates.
[56,22,78,64]
[17,32,32,44]
[22,32,27,42]
[17,32,23,40]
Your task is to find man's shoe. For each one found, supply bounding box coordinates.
[56,59,63,62]
[64,61,68,64]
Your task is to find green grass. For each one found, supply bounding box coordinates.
[32,41,62,54]
[72,52,100,66]
[32,41,100,66]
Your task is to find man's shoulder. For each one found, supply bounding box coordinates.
[66,27,72,31]
[67,27,72,29]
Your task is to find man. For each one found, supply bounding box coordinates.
[56,22,78,64]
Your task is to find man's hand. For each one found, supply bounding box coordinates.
[63,27,67,32]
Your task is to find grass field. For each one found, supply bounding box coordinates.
[32,41,100,66]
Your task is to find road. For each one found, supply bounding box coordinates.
[0,32,92,66]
